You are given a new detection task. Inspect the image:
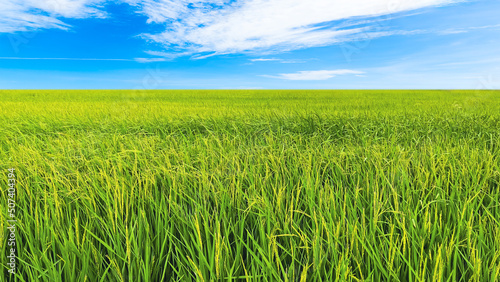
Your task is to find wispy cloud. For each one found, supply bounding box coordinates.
[437,24,500,35]
[0,0,107,33]
[0,57,132,61]
[0,57,174,63]
[134,57,169,63]
[0,0,472,60]
[132,0,459,57]
[250,58,306,63]
[264,70,364,81]
[437,58,500,67]
[0,0,466,58]
[250,58,282,62]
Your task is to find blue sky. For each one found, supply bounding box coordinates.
[0,0,499,89]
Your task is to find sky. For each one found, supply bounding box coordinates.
[0,0,499,89]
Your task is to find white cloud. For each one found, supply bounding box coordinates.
[132,0,458,56]
[249,58,306,63]
[438,24,500,35]
[0,0,462,57]
[250,58,282,62]
[0,56,173,63]
[134,57,169,63]
[0,0,106,32]
[0,57,132,61]
[265,70,364,80]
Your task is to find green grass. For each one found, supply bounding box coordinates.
[1,90,499,281]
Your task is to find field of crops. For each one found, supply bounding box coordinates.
[1,90,499,281]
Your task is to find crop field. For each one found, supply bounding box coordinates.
[1,90,500,281]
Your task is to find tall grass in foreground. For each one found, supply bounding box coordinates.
[0,90,499,281]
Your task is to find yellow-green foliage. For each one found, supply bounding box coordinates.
[1,90,499,281]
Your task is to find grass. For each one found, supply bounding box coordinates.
[0,89,499,281]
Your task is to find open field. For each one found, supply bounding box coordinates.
[1,90,500,281]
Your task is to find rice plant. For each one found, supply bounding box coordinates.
[1,90,499,281]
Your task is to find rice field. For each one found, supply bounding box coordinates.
[1,90,500,281]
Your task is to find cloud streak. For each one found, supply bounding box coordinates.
[264,70,364,81]
[249,58,306,63]
[0,57,132,61]
[438,24,500,35]
[250,58,282,62]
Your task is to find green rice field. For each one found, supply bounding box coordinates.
[1,90,500,281]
